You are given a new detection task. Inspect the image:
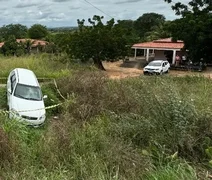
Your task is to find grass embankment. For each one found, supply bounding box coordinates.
[0,54,71,79]
[0,58,212,179]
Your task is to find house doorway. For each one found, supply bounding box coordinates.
[164,50,173,64]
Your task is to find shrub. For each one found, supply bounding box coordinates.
[57,70,108,122]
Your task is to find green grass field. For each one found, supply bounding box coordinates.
[0,54,71,78]
[0,55,212,179]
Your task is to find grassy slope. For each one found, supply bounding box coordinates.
[0,54,70,78]
[0,56,212,179]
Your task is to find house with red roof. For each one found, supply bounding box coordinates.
[132,38,185,65]
[0,39,49,53]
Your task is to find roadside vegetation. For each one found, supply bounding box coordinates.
[0,0,211,179]
[0,59,212,179]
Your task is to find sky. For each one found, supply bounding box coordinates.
[0,0,191,27]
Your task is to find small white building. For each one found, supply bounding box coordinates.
[132,38,185,65]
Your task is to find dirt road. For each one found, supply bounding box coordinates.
[103,60,212,79]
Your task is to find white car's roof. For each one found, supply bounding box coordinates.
[150,60,167,63]
[15,68,39,87]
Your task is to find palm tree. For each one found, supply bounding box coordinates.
[144,22,171,42]
[24,39,34,54]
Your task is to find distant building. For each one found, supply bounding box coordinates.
[0,39,49,53]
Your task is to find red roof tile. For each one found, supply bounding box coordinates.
[132,38,184,50]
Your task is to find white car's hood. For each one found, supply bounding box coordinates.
[144,65,161,70]
[12,96,45,117]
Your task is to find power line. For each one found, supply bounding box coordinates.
[83,0,114,19]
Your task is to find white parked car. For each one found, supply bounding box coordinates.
[143,60,170,75]
[7,68,47,126]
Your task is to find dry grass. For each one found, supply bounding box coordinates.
[0,126,15,168]
[0,65,212,179]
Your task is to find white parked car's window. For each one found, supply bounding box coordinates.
[14,83,42,101]
[11,76,16,92]
[148,62,162,66]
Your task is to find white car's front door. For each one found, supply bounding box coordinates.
[162,63,166,72]
[163,62,169,72]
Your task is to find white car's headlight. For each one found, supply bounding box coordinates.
[39,114,46,121]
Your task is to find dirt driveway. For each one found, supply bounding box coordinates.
[103,60,212,79]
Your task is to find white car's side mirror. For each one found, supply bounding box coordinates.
[43,95,48,99]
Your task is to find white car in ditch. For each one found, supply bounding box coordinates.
[7,68,47,126]
[143,60,170,75]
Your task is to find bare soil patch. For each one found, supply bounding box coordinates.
[103,60,212,79]
[103,60,142,79]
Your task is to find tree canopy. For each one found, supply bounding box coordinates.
[0,35,25,56]
[28,24,48,39]
[0,24,28,40]
[165,0,212,62]
[134,13,166,40]
[68,15,128,70]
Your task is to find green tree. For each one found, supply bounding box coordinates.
[0,24,28,40]
[24,39,34,54]
[164,0,212,63]
[28,24,48,39]
[134,13,166,40]
[1,35,22,56]
[144,21,171,42]
[53,33,72,54]
[69,15,128,70]
[115,20,140,45]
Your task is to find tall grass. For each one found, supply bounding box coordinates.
[0,54,71,78]
[1,70,212,179]
[144,161,198,180]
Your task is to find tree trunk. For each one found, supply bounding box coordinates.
[93,58,106,71]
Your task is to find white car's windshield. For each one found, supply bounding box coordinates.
[14,83,42,101]
[148,62,162,66]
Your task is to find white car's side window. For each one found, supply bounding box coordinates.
[10,74,16,93]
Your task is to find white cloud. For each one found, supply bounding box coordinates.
[0,0,191,27]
